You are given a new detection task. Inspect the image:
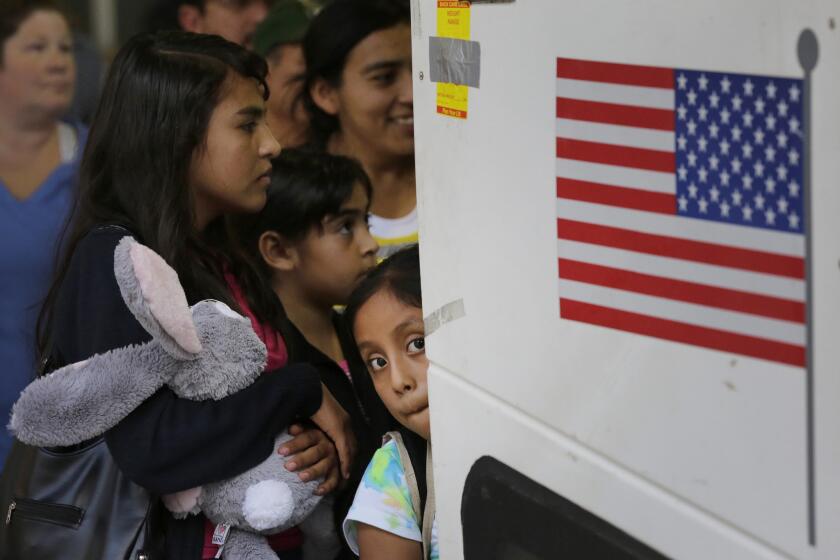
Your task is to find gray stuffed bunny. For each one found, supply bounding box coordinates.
[10,236,338,560]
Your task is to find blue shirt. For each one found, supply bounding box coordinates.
[0,123,87,466]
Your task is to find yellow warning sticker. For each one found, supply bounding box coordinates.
[437,0,470,39]
[436,83,468,119]
[436,1,470,119]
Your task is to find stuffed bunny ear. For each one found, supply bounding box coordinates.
[114,237,202,359]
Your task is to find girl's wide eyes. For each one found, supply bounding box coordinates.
[407,337,425,353]
[367,356,388,371]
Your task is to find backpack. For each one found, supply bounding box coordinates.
[384,428,435,559]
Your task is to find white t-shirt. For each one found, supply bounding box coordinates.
[368,208,419,259]
[343,439,439,559]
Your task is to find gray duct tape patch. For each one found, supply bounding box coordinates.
[424,298,466,336]
[429,37,481,88]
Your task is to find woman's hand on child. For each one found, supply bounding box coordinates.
[310,384,357,481]
[279,423,341,495]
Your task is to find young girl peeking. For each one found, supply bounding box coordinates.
[230,147,395,557]
[342,246,438,560]
[24,32,355,559]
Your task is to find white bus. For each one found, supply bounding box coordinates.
[411,1,840,558]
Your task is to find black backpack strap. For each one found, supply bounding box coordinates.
[385,428,433,556]
[396,426,427,512]
[420,441,435,559]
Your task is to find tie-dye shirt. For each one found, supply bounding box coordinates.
[343,439,439,559]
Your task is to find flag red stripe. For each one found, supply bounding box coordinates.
[557,138,675,173]
[559,299,805,367]
[556,97,675,131]
[556,218,805,279]
[558,259,805,323]
[556,58,674,89]
[556,178,675,214]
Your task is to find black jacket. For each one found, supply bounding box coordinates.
[50,226,323,559]
[274,306,394,558]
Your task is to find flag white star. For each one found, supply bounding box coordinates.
[765,208,776,225]
[699,197,709,213]
[754,98,765,113]
[777,100,789,117]
[709,92,720,108]
[744,79,754,96]
[688,151,698,167]
[732,95,743,111]
[709,155,720,170]
[788,149,799,165]
[687,119,697,135]
[742,112,754,127]
[743,205,753,221]
[721,76,732,93]
[776,131,788,148]
[698,74,709,90]
[720,108,731,124]
[789,83,801,102]
[720,170,731,186]
[731,158,742,174]
[677,73,688,90]
[710,186,720,202]
[777,197,789,213]
[731,126,742,141]
[788,212,800,229]
[789,117,800,133]
[678,195,689,211]
[698,136,708,152]
[753,129,765,144]
[741,143,753,159]
[765,114,777,130]
[766,81,777,98]
[719,139,730,155]
[765,177,776,193]
[698,105,709,121]
[788,181,800,197]
[678,165,688,180]
[776,165,788,180]
[732,190,743,206]
[688,183,699,198]
[677,134,688,150]
[742,175,753,190]
[720,200,731,217]
[765,146,776,161]
[753,161,764,176]
[677,104,688,120]
[754,193,765,209]
[709,122,720,138]
[698,167,708,182]
[687,89,698,105]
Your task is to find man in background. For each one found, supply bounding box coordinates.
[148,0,269,49]
[252,0,326,146]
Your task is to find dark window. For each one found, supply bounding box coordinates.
[462,456,669,559]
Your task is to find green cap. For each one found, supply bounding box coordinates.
[252,0,327,57]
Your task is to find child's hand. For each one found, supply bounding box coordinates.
[310,384,357,481]
[279,423,341,495]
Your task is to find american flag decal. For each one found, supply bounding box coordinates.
[556,58,806,367]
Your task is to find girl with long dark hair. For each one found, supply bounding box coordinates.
[28,30,354,559]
